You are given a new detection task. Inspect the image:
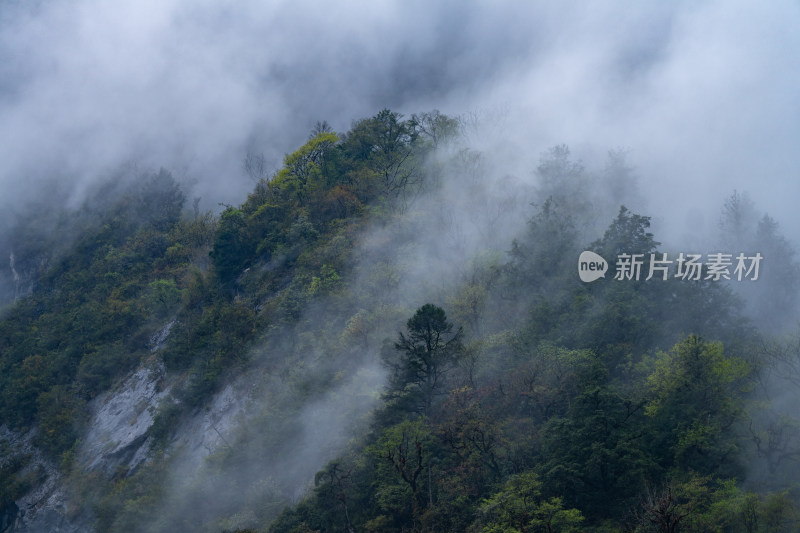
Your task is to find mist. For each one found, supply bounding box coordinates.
[1,0,798,230]
[2,1,800,531]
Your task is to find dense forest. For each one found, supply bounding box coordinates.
[1,109,799,533]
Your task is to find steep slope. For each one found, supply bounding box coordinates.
[1,109,800,533]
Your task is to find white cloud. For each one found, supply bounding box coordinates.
[0,0,797,236]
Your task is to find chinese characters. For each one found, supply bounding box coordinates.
[611,252,762,281]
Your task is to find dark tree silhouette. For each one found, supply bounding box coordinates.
[385,304,463,417]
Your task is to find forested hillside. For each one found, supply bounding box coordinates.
[1,109,799,533]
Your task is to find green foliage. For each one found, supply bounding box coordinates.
[91,454,170,532]
[506,197,580,299]
[147,278,184,318]
[592,205,659,259]
[411,109,460,149]
[629,475,800,533]
[148,399,183,448]
[514,204,749,372]
[534,145,593,236]
[538,384,653,518]
[644,335,750,475]
[137,168,186,231]
[0,451,39,514]
[34,385,86,458]
[383,304,464,417]
[265,142,779,532]
[1,117,795,533]
[272,131,340,204]
[470,472,584,533]
[211,207,254,284]
[76,342,137,397]
[341,109,424,211]
[0,169,198,459]
[369,418,436,530]
[307,264,341,296]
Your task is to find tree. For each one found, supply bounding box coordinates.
[272,131,339,204]
[243,150,270,182]
[534,146,586,204]
[538,383,652,519]
[719,190,757,250]
[210,207,254,284]
[715,190,799,333]
[384,304,463,417]
[469,472,584,533]
[342,109,422,210]
[644,335,750,476]
[505,197,579,300]
[368,418,435,532]
[631,476,799,533]
[749,214,800,333]
[147,278,184,318]
[591,205,659,260]
[595,149,644,223]
[137,169,185,231]
[533,146,594,237]
[411,110,460,149]
[314,462,356,533]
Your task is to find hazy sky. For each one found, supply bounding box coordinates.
[1,0,798,240]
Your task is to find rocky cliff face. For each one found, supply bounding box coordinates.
[79,361,171,477]
[0,358,171,533]
[1,327,172,532]
[0,319,255,533]
[0,425,86,533]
